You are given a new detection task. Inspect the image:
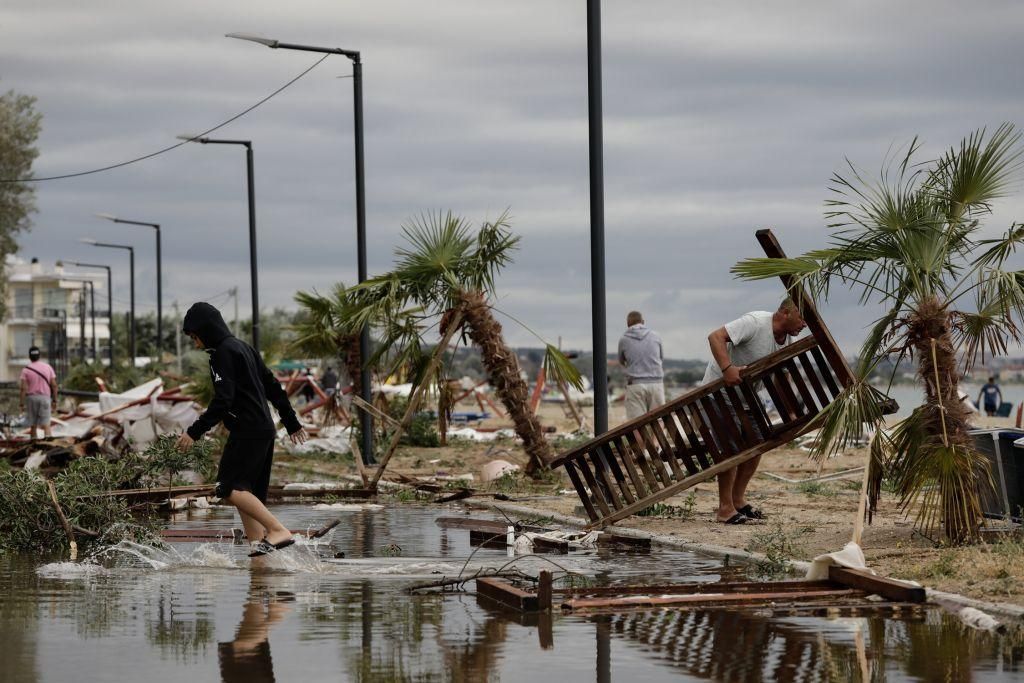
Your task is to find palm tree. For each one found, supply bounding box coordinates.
[733,124,1024,544]
[293,283,363,397]
[296,210,582,476]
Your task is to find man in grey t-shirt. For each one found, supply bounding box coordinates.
[703,298,805,524]
[618,311,665,421]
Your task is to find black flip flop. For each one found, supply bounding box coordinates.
[248,538,296,557]
[738,504,765,520]
[718,512,748,525]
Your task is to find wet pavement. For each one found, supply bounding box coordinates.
[1,503,1021,682]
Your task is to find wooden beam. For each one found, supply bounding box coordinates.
[828,566,927,603]
[554,579,837,597]
[561,588,863,613]
[476,577,540,612]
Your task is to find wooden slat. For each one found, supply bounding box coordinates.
[599,443,637,505]
[797,352,831,408]
[676,406,714,469]
[638,423,676,485]
[772,368,805,420]
[576,456,613,517]
[764,371,799,422]
[648,419,687,482]
[810,345,841,397]
[785,359,820,415]
[683,403,721,465]
[660,414,700,476]
[828,566,927,603]
[564,460,599,522]
[609,438,650,499]
[723,386,759,445]
[738,381,773,438]
[710,392,748,451]
[623,433,663,492]
[591,446,626,511]
[562,588,863,612]
[698,396,735,456]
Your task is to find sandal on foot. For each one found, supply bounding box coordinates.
[738,505,765,520]
[718,512,748,525]
[248,538,295,557]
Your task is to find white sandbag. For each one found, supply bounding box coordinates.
[481,459,519,482]
[806,541,869,580]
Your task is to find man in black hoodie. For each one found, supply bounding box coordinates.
[175,302,308,557]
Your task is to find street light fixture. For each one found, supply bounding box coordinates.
[65,261,114,367]
[177,134,262,350]
[81,239,135,364]
[96,213,162,360]
[228,31,374,464]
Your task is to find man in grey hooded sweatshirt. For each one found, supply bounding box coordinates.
[618,311,665,420]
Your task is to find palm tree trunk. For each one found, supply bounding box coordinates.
[342,333,362,396]
[909,297,979,543]
[458,291,554,475]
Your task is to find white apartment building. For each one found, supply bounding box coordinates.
[1,256,110,382]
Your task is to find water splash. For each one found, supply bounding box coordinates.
[36,561,105,580]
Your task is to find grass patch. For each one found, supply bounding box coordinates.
[636,492,697,520]
[746,521,804,579]
[796,481,837,497]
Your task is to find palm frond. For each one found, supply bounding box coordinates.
[542,344,585,392]
[806,376,890,462]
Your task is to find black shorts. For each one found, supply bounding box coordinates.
[214,434,276,502]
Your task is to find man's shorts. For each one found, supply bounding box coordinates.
[214,434,276,502]
[25,395,51,426]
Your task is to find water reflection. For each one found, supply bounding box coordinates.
[218,572,289,683]
[5,506,1024,682]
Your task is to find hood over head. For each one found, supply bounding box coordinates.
[623,323,651,341]
[182,302,233,348]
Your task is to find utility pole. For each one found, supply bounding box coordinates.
[173,301,182,375]
[229,286,240,337]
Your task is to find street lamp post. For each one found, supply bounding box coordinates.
[81,240,135,364]
[97,214,161,360]
[587,0,608,436]
[67,261,113,367]
[177,135,261,350]
[228,32,375,464]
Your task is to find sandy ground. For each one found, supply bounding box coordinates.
[275,398,1024,609]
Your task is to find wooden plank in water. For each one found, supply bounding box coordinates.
[555,579,836,596]
[828,566,927,603]
[434,517,550,533]
[562,588,863,612]
[476,577,539,612]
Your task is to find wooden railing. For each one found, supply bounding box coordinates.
[552,229,862,528]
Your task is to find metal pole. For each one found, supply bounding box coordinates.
[79,283,86,361]
[106,267,113,367]
[245,143,260,351]
[128,247,136,364]
[89,281,96,361]
[588,0,608,436]
[155,226,162,359]
[174,301,182,375]
[353,55,375,464]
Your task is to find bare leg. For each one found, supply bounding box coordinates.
[29,425,38,440]
[732,454,762,510]
[238,510,267,544]
[43,422,52,438]
[225,490,291,545]
[716,468,738,521]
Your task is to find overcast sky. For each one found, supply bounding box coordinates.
[3,1,1024,359]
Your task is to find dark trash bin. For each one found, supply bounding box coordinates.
[968,428,1024,522]
[997,402,1014,418]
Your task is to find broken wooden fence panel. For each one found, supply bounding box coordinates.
[551,229,897,528]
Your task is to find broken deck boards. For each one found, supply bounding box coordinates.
[828,565,926,603]
[561,588,864,613]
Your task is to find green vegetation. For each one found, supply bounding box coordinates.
[734,124,1024,544]
[637,492,697,519]
[0,435,214,553]
[746,521,804,579]
[0,89,42,318]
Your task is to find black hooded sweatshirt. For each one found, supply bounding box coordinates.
[182,302,301,440]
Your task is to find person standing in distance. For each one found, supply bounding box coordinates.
[977,376,1003,417]
[175,302,308,557]
[20,346,58,439]
[702,298,806,524]
[618,311,665,421]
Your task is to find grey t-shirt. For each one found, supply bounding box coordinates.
[701,311,788,385]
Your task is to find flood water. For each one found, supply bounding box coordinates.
[1,503,1022,682]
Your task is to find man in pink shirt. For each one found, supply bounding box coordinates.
[20,346,58,439]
